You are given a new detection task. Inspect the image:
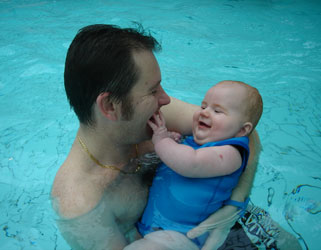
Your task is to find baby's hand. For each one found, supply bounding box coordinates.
[147,111,181,144]
[169,131,181,143]
[147,111,168,144]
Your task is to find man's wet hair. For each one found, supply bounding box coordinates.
[64,24,161,125]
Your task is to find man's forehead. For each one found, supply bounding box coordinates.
[132,51,161,85]
[147,79,161,89]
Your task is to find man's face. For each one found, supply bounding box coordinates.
[119,50,170,143]
[120,94,134,121]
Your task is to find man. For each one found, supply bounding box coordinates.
[51,24,301,250]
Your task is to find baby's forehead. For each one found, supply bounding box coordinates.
[206,84,249,109]
[209,82,248,97]
[214,81,246,89]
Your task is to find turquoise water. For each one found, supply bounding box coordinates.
[1,0,320,249]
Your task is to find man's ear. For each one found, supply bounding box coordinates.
[237,122,253,137]
[96,92,118,121]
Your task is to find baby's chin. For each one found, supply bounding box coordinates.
[193,132,223,145]
[192,129,209,145]
[193,135,208,145]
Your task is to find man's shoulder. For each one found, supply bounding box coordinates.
[51,164,107,219]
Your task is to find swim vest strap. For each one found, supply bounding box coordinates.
[223,197,250,217]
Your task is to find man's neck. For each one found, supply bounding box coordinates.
[76,124,136,172]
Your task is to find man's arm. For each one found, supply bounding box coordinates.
[161,97,198,135]
[229,129,261,201]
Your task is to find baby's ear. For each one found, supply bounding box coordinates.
[96,92,118,121]
[237,122,253,137]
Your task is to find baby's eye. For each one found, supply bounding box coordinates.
[214,109,222,113]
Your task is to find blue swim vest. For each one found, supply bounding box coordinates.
[137,136,249,238]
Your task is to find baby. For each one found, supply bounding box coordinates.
[135,80,263,249]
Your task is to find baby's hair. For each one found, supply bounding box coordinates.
[217,80,263,133]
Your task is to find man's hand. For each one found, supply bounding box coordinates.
[187,205,240,250]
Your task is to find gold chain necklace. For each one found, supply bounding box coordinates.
[77,136,141,174]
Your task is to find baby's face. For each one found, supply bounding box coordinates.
[192,83,247,144]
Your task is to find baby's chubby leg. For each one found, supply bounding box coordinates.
[124,230,199,250]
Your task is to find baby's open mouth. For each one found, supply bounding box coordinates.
[199,121,211,128]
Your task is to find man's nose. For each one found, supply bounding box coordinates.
[158,86,170,106]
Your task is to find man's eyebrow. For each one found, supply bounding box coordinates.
[148,80,161,91]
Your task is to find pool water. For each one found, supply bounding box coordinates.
[1,0,320,249]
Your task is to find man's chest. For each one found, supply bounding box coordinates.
[110,174,149,223]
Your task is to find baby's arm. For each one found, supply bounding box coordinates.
[148,113,242,178]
